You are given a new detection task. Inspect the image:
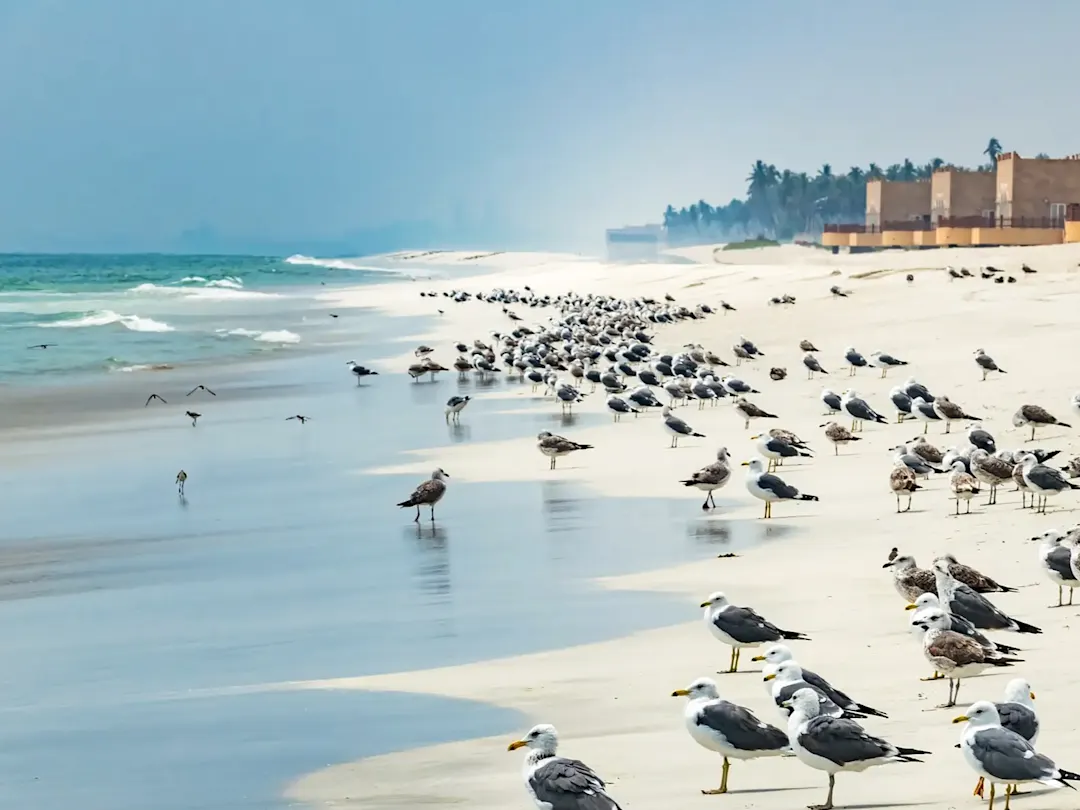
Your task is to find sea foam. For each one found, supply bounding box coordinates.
[219,328,301,344]
[284,254,414,275]
[40,310,175,332]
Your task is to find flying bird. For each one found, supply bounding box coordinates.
[186,385,217,397]
[26,344,57,349]
[286,415,311,424]
[144,394,167,406]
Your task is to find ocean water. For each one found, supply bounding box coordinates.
[0,257,787,808]
[0,253,418,381]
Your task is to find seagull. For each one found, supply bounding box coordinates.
[721,375,758,395]
[911,609,1021,708]
[763,661,862,719]
[753,647,887,718]
[680,447,732,510]
[910,396,943,434]
[606,396,639,422]
[974,348,1006,380]
[186,385,216,397]
[556,385,584,413]
[769,367,787,381]
[933,396,980,433]
[1032,529,1079,606]
[841,389,886,432]
[967,425,997,454]
[893,444,942,478]
[799,339,820,352]
[964,679,1040,797]
[175,469,187,495]
[1012,404,1071,442]
[969,450,1013,505]
[932,559,1042,634]
[909,436,944,466]
[936,552,1017,594]
[869,350,908,378]
[803,353,828,379]
[537,431,593,469]
[753,432,811,472]
[830,285,849,298]
[783,688,929,810]
[888,464,920,512]
[444,395,471,422]
[882,552,936,602]
[906,593,1021,658]
[904,377,935,404]
[144,394,167,406]
[820,388,842,416]
[843,347,867,376]
[671,678,789,795]
[507,724,623,810]
[26,343,57,349]
[1021,453,1080,513]
[346,361,379,384]
[741,457,819,519]
[662,405,705,448]
[822,421,860,455]
[953,701,1078,810]
[414,345,434,357]
[700,590,809,673]
[285,415,311,424]
[732,397,777,430]
[887,386,913,422]
[395,468,449,522]
[185,410,201,427]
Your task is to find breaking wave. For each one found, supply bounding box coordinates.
[39,310,175,332]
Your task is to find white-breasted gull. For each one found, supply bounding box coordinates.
[741,457,819,519]
[700,590,809,673]
[752,644,886,717]
[508,724,623,810]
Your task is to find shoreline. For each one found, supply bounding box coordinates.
[285,242,1080,810]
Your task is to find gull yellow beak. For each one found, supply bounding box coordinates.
[763,673,776,681]
[508,740,527,751]
[699,601,711,608]
[904,603,918,611]
[1030,691,1036,700]
[952,715,970,724]
[740,461,750,467]
[672,689,690,697]
[751,655,765,662]
[750,434,760,440]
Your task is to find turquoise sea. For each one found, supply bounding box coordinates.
[0,253,410,381]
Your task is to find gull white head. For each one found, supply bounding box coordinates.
[842,389,859,400]
[1031,529,1064,546]
[715,447,730,463]
[906,592,942,612]
[662,405,673,416]
[1002,678,1035,707]
[672,677,721,701]
[763,660,804,686]
[508,723,559,755]
[741,458,767,475]
[821,388,837,397]
[884,552,918,572]
[953,700,1002,729]
[911,607,950,633]
[844,346,857,354]
[782,687,823,720]
[932,557,953,575]
[751,643,793,665]
[699,591,730,610]
[431,468,450,481]
[1011,410,1026,428]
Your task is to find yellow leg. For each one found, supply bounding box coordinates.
[988,782,995,810]
[1004,783,1012,810]
[733,648,741,671]
[920,671,943,681]
[699,756,731,794]
[727,646,736,672]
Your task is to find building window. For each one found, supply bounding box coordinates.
[1050,202,1066,223]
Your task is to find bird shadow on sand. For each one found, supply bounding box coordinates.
[842,802,935,810]
[721,785,811,795]
[448,424,472,443]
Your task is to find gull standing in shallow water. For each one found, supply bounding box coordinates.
[700,591,809,673]
[396,468,449,522]
[784,687,930,810]
[662,405,705,448]
[672,677,789,795]
[508,724,623,810]
[741,457,819,518]
[537,431,593,469]
[953,701,1079,810]
[680,447,732,509]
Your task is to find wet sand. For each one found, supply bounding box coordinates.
[288,243,1080,810]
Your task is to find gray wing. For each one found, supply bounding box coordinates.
[845,351,866,365]
[976,355,998,370]
[767,439,800,458]
[1028,464,1070,491]
[403,479,444,506]
[529,758,619,810]
[1046,546,1078,581]
[969,727,1056,782]
[845,399,877,420]
[891,391,912,412]
[996,702,1039,742]
[799,716,894,766]
[801,668,855,710]
[946,611,994,647]
[901,454,934,474]
[713,606,783,644]
[949,585,1014,630]
[916,401,940,418]
[697,701,789,751]
[776,680,843,718]
[665,416,693,435]
[757,472,800,499]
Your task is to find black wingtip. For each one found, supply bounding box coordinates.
[856,704,888,718]
[1057,769,1080,784]
[1059,421,1072,428]
[1014,620,1043,634]
[692,432,706,438]
[897,747,932,756]
[781,630,811,641]
[798,494,820,501]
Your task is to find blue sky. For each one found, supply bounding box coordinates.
[1,0,1077,253]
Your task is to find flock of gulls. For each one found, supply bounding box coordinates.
[384,267,1080,810]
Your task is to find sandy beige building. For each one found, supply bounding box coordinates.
[864,178,930,228]
[994,152,1080,223]
[930,168,995,225]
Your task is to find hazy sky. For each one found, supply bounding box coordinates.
[1,0,1078,252]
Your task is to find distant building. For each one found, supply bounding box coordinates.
[824,152,1080,249]
[605,224,664,261]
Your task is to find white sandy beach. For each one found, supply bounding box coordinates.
[290,242,1080,810]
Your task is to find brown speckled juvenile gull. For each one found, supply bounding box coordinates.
[537,431,593,469]
[883,552,935,600]
[1012,404,1072,442]
[823,421,860,455]
[888,464,920,512]
[396,468,449,522]
[933,396,980,434]
[680,447,733,510]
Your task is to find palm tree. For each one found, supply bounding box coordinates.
[983,138,1003,165]
[866,163,883,180]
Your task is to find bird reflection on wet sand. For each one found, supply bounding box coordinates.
[407,524,451,603]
